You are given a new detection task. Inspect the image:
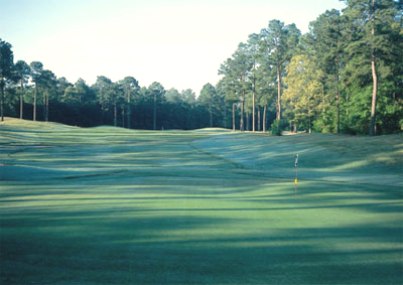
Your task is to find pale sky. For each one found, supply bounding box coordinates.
[1,0,345,94]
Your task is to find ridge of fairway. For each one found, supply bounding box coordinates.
[1,117,402,285]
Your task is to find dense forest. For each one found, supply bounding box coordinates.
[1,0,402,134]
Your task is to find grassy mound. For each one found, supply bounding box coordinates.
[1,119,402,284]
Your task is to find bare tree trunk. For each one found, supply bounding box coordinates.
[153,93,157,130]
[33,84,37,121]
[45,93,49,122]
[369,0,377,136]
[336,81,340,134]
[257,106,261,132]
[223,101,227,128]
[0,79,4,122]
[114,101,117,127]
[240,97,244,131]
[19,80,24,119]
[127,91,131,129]
[246,111,250,131]
[232,103,236,131]
[276,64,281,121]
[209,102,213,127]
[122,107,125,128]
[263,104,267,132]
[252,80,256,132]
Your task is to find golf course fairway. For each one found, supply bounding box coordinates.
[1,118,402,284]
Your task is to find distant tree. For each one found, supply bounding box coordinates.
[283,54,324,133]
[308,9,346,133]
[180,89,196,105]
[199,83,218,127]
[40,69,57,122]
[165,88,182,104]
[148,82,165,130]
[14,60,30,119]
[0,39,14,121]
[120,76,139,129]
[246,33,261,132]
[30,61,43,121]
[341,0,402,135]
[218,59,239,131]
[220,43,253,131]
[260,20,301,123]
[93,76,116,125]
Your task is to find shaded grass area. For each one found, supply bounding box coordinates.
[0,118,402,284]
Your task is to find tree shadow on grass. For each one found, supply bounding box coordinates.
[1,198,402,285]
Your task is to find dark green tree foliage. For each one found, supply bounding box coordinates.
[199,83,218,127]
[29,61,43,121]
[0,39,14,121]
[260,20,301,122]
[341,0,402,134]
[307,9,345,133]
[1,1,401,134]
[40,69,57,122]
[14,60,30,119]
[93,76,116,125]
[148,82,165,130]
[119,76,139,129]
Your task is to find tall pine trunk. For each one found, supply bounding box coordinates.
[263,104,267,132]
[369,0,377,136]
[222,101,227,128]
[246,111,250,131]
[0,79,4,122]
[240,96,245,131]
[209,102,213,127]
[252,76,256,132]
[276,64,281,121]
[126,91,131,129]
[153,93,157,130]
[232,103,236,131]
[44,93,49,122]
[121,107,125,128]
[33,84,37,121]
[257,106,261,132]
[114,101,117,127]
[336,77,341,134]
[19,80,24,119]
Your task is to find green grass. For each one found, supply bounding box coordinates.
[1,118,402,284]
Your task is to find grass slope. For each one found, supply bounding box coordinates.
[1,118,402,285]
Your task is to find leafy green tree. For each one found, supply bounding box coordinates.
[148,82,165,130]
[29,61,44,121]
[199,83,218,127]
[63,78,94,104]
[260,20,301,122]
[0,39,14,121]
[119,76,139,129]
[246,33,261,132]
[218,60,238,131]
[165,88,182,104]
[219,43,253,131]
[180,89,196,105]
[93,76,116,125]
[283,54,324,132]
[14,60,30,119]
[40,69,57,122]
[308,9,346,133]
[341,0,402,135]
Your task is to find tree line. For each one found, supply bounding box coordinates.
[1,0,402,134]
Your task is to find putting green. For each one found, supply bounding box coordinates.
[1,118,402,284]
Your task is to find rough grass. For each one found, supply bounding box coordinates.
[1,118,402,285]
